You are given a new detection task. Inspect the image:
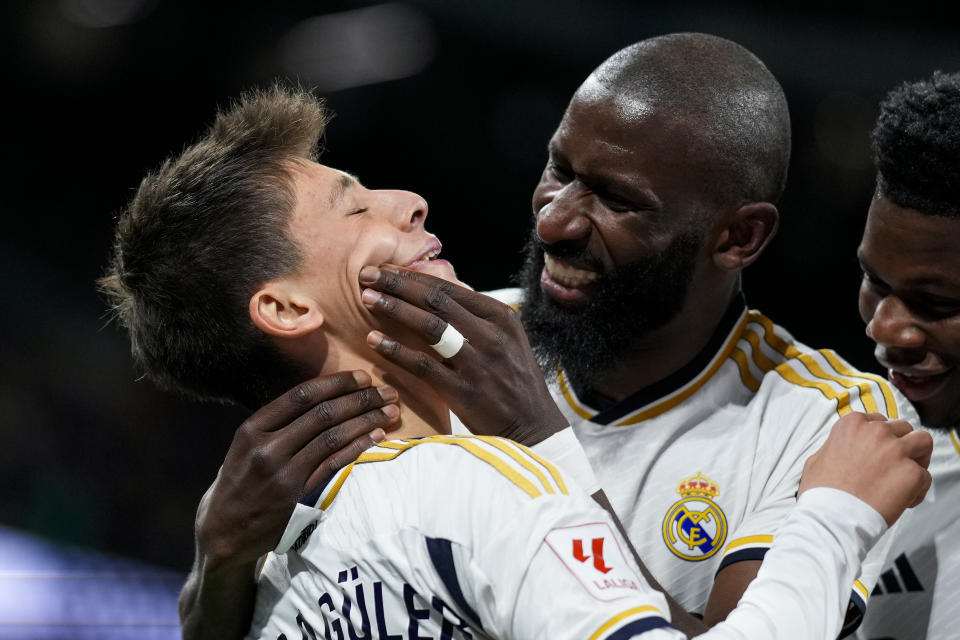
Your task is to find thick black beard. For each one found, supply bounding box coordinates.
[517,230,702,389]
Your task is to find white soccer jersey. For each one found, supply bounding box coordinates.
[482,289,918,632]
[855,427,960,640]
[245,435,680,640]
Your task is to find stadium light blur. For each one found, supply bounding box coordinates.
[0,526,181,639]
[276,3,437,92]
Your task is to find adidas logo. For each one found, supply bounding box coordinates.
[872,553,924,595]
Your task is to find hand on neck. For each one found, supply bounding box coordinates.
[318,338,454,441]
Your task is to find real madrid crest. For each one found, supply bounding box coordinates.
[661,472,727,561]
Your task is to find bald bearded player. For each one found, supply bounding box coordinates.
[176,34,919,638]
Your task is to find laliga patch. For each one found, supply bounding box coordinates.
[545,522,643,601]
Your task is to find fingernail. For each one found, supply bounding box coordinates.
[366,331,384,347]
[361,289,381,307]
[352,370,372,386]
[377,385,398,402]
[370,428,386,443]
[382,404,400,419]
[359,266,380,284]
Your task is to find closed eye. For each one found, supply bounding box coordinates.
[348,207,368,216]
[861,270,887,290]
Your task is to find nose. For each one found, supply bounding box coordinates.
[865,295,926,350]
[535,183,592,249]
[382,190,428,229]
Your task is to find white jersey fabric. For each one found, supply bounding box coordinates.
[247,435,676,640]
[245,435,888,640]
[473,289,918,633]
[856,427,960,640]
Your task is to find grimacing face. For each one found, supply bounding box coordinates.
[284,161,459,335]
[858,194,960,430]
[530,79,713,310]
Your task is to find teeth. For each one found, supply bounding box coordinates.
[545,254,598,287]
[425,248,440,260]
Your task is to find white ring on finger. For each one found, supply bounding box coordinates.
[430,323,465,359]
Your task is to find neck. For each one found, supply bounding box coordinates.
[589,280,740,402]
[296,333,451,440]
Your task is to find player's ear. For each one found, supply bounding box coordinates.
[249,282,324,339]
[711,202,779,271]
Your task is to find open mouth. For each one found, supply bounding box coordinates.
[539,254,600,307]
[543,254,599,288]
[888,367,955,403]
[405,240,443,267]
[403,239,455,278]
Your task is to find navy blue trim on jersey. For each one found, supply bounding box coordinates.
[299,473,337,507]
[715,545,768,575]
[839,591,866,638]
[717,548,866,639]
[425,537,482,628]
[570,293,747,424]
[604,616,674,639]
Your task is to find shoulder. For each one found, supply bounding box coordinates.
[738,310,912,423]
[318,435,573,510]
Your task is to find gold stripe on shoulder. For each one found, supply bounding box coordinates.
[819,350,899,418]
[518,446,569,496]
[617,311,749,425]
[750,312,867,418]
[475,436,566,495]
[318,442,424,509]
[487,436,569,495]
[730,346,761,392]
[427,436,543,499]
[772,361,853,416]
[950,429,960,458]
[794,351,879,414]
[741,324,783,373]
[588,606,664,640]
[332,436,552,501]
[749,312,801,359]
[318,462,358,510]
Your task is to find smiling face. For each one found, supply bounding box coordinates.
[519,81,728,385]
[858,194,960,430]
[284,160,457,334]
[530,81,713,310]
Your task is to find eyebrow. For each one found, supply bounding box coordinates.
[328,172,360,209]
[549,143,662,209]
[858,249,957,289]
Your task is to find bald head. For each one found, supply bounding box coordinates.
[583,33,791,208]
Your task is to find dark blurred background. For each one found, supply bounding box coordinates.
[5,0,960,577]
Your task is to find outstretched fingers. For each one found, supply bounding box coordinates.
[246,371,373,434]
[275,384,400,456]
[361,287,451,349]
[361,264,505,320]
[366,329,469,386]
[296,405,401,492]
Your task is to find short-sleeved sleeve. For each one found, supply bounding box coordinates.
[418,438,683,640]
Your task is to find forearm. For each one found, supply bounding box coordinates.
[179,553,258,640]
[697,488,886,639]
